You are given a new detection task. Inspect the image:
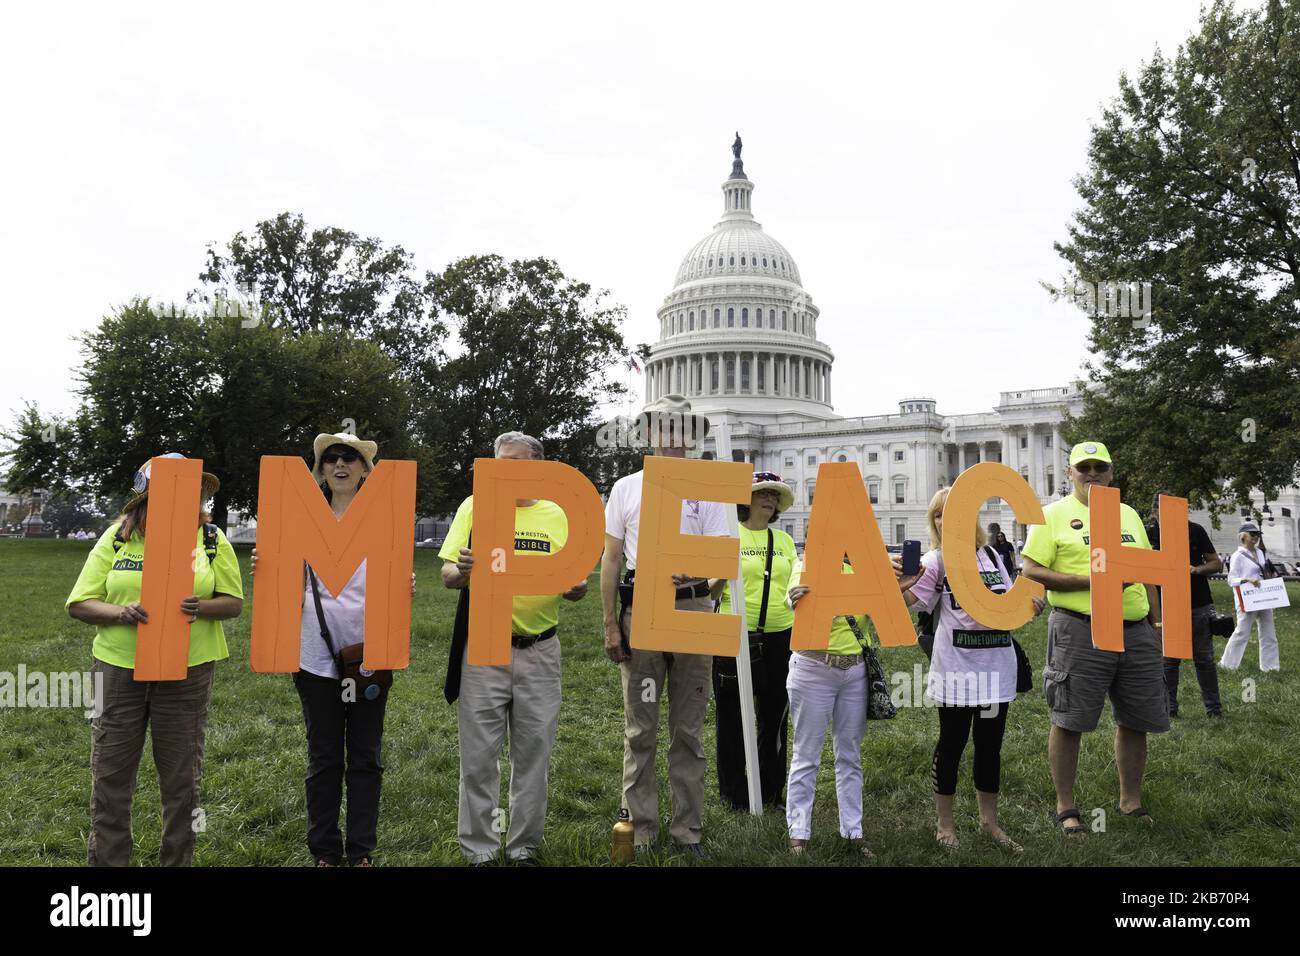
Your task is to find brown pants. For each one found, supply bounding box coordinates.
[88,658,215,866]
[619,595,713,846]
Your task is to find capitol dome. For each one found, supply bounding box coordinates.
[645,134,835,423]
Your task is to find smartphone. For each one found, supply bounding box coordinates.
[902,539,922,577]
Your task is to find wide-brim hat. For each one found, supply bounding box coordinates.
[750,471,794,514]
[311,432,378,476]
[641,393,711,447]
[123,453,220,512]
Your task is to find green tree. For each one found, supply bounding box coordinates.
[1053,0,1300,520]
[422,255,640,512]
[64,300,421,529]
[197,212,446,384]
[0,402,74,498]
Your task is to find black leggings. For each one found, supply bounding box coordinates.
[931,702,1009,796]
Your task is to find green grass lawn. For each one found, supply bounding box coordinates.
[1,538,1297,866]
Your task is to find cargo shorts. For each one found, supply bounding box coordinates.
[1043,609,1170,734]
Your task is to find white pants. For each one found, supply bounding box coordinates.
[784,653,867,840]
[1220,608,1280,672]
[457,637,562,863]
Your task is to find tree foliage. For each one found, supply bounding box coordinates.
[1055,0,1300,519]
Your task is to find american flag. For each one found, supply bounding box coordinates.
[625,355,642,373]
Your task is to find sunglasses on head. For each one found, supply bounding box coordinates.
[1074,461,1111,474]
[322,450,361,466]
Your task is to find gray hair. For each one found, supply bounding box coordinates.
[494,431,545,460]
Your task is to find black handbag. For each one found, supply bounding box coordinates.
[308,566,392,700]
[845,616,896,720]
[444,533,471,703]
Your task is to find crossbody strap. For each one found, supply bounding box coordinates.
[306,566,338,659]
[755,528,775,632]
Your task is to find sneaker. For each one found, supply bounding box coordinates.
[315,858,337,867]
[510,854,539,866]
[673,842,705,859]
[350,857,374,867]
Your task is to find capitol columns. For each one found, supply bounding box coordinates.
[1051,421,1063,486]
[1027,423,1041,497]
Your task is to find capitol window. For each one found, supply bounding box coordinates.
[784,457,794,468]
[729,256,735,265]
[756,307,763,325]
[781,310,788,329]
[868,482,879,504]
[807,483,815,506]
[727,308,735,327]
[713,308,720,327]
[762,257,768,267]
[895,482,905,504]
[708,257,713,267]
[741,308,748,327]
[689,311,695,330]
[894,450,904,462]
[868,452,878,462]
[837,454,846,462]
[807,455,816,466]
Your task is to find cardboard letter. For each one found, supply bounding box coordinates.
[942,463,1045,630]
[135,456,203,681]
[250,457,416,672]
[468,458,605,665]
[1088,485,1191,656]
[630,457,750,655]
[791,462,914,649]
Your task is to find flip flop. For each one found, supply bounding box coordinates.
[1055,808,1086,835]
[1122,806,1154,822]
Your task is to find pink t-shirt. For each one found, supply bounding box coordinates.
[908,547,1016,706]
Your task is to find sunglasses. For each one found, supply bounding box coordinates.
[1074,462,1111,474]
[322,450,361,466]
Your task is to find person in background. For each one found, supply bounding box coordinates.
[993,531,1018,580]
[1220,522,1281,673]
[1020,441,1167,833]
[784,556,875,859]
[439,431,589,865]
[708,472,797,811]
[1145,491,1223,718]
[66,453,244,866]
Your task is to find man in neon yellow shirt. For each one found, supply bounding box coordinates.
[1021,441,1167,834]
[440,431,589,865]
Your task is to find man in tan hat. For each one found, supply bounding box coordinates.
[600,395,731,857]
[1021,441,1167,834]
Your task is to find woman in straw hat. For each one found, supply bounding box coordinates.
[66,453,244,866]
[252,431,409,866]
[709,472,798,811]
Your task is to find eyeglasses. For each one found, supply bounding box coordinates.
[1074,462,1111,474]
[322,450,361,466]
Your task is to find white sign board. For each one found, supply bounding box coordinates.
[1235,578,1291,613]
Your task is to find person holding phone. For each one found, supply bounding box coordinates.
[251,432,413,867]
[895,488,1043,850]
[1220,522,1281,672]
[784,556,875,859]
[66,453,244,866]
[708,472,797,811]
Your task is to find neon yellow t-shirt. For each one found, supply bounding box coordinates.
[64,522,245,669]
[720,524,797,632]
[438,496,570,636]
[1021,493,1151,620]
[786,558,872,656]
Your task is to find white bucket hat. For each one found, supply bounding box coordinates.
[311,432,378,476]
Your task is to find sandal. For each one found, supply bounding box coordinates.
[788,839,808,855]
[1122,806,1154,823]
[935,829,959,850]
[1055,808,1086,835]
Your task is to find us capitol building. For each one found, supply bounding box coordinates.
[642,137,1298,559]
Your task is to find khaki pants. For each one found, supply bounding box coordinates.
[88,658,215,866]
[619,595,712,846]
[457,636,562,863]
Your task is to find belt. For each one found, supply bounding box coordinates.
[512,626,557,649]
[796,649,863,669]
[1052,608,1148,626]
[622,571,710,603]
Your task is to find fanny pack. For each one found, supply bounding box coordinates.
[308,566,392,700]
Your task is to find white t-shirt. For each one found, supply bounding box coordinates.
[908,547,1016,706]
[299,560,366,679]
[604,469,734,569]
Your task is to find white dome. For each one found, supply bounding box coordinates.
[674,223,802,288]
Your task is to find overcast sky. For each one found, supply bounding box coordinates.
[0,0,1237,428]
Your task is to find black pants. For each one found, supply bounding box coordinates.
[931,701,1009,796]
[712,628,792,809]
[1163,605,1222,716]
[294,670,389,865]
